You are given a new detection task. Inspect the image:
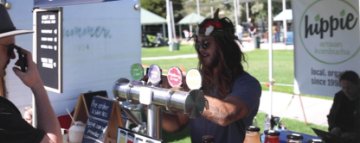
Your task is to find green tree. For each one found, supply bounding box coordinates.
[250,0,283,22]
[140,0,183,19]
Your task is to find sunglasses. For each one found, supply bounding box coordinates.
[195,39,210,51]
[7,44,28,72]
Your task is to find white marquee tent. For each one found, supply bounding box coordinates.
[273,9,292,21]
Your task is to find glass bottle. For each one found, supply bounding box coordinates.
[244,126,261,143]
[287,133,303,143]
[202,135,214,143]
[264,114,271,131]
[264,130,280,143]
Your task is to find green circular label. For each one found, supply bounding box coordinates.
[130,63,144,81]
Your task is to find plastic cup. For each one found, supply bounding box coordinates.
[68,121,85,143]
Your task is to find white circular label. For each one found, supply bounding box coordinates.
[186,69,202,90]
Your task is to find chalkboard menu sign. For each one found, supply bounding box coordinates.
[72,91,108,129]
[82,96,123,143]
[34,8,62,93]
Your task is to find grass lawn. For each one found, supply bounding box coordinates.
[142,45,295,93]
[142,45,334,101]
[142,44,197,57]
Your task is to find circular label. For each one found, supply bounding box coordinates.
[186,69,202,90]
[299,0,360,64]
[167,67,183,88]
[130,63,144,81]
[147,64,161,85]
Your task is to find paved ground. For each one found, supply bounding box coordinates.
[243,41,332,126]
[142,41,333,127]
[260,91,332,127]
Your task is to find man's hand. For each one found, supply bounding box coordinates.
[12,48,43,89]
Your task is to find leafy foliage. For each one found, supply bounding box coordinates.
[140,0,183,19]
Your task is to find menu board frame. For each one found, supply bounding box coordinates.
[33,8,63,93]
[82,96,123,143]
[34,0,117,7]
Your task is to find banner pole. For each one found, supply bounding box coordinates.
[297,94,308,125]
[267,0,274,117]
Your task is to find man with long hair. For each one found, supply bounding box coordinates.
[163,9,261,143]
[0,4,62,142]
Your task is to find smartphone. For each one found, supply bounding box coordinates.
[8,44,28,72]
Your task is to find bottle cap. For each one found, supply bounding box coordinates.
[247,126,260,132]
[264,130,280,136]
[308,138,323,143]
[287,133,303,140]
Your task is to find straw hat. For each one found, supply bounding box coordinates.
[0,4,32,39]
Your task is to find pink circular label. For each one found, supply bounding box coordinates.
[167,67,183,88]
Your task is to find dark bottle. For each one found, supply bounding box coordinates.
[264,130,280,143]
[202,135,214,143]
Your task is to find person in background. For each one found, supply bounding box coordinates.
[236,24,243,41]
[183,29,191,41]
[248,18,257,38]
[274,24,281,42]
[0,4,62,143]
[327,70,360,143]
[162,9,261,143]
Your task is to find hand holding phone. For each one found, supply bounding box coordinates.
[8,44,28,72]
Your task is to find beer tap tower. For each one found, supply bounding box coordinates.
[113,64,205,140]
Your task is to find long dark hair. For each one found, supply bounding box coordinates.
[0,77,7,97]
[195,9,246,98]
[340,70,359,84]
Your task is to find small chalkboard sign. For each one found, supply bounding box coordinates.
[73,91,108,124]
[82,96,123,143]
[84,91,108,112]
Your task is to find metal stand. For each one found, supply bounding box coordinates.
[113,78,205,139]
[147,104,161,139]
[282,93,308,125]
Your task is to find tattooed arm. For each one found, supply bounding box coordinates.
[201,95,249,126]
